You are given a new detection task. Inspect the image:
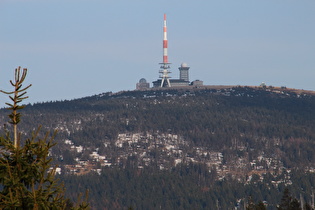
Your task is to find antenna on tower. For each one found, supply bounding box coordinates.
[159,13,171,87]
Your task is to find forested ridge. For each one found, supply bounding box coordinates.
[59,167,315,209]
[1,86,315,209]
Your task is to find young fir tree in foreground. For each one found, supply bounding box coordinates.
[0,67,89,209]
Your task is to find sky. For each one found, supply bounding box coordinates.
[0,0,314,104]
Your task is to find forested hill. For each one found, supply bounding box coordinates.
[1,85,315,209]
[18,85,315,154]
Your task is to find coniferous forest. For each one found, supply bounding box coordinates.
[1,86,315,209]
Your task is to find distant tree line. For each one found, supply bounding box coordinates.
[59,163,315,209]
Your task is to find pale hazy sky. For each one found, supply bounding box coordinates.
[1,0,314,104]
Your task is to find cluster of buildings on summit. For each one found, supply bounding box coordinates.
[136,14,203,90]
[136,63,203,90]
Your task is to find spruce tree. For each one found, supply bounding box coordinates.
[0,67,89,209]
[277,188,301,210]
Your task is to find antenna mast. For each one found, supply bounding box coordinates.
[159,13,171,87]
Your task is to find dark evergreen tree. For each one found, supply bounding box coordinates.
[277,188,301,210]
[247,196,266,210]
[0,67,89,209]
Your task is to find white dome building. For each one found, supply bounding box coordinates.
[178,62,190,82]
[136,78,150,90]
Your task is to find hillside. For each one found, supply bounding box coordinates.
[1,85,315,209]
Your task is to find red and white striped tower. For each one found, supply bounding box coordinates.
[163,13,168,64]
[159,13,171,87]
